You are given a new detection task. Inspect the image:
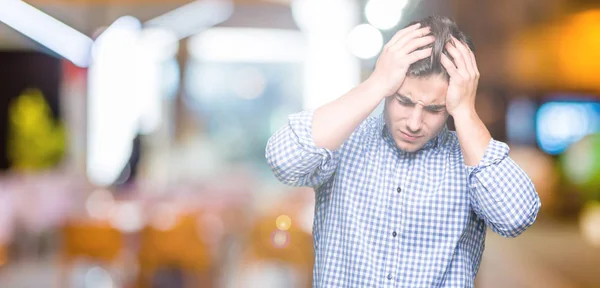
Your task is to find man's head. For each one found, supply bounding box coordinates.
[384,15,474,152]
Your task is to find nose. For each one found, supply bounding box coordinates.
[406,105,424,133]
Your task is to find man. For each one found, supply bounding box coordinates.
[265,15,541,287]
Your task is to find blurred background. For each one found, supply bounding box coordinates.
[0,0,599,287]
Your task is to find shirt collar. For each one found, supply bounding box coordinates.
[376,112,449,152]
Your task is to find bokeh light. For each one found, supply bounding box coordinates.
[276,215,292,231]
[85,189,115,220]
[365,0,408,30]
[347,24,383,59]
[557,10,600,91]
[561,133,600,199]
[580,202,600,247]
[150,203,179,231]
[271,230,290,249]
[536,101,600,155]
[84,266,114,288]
[109,201,144,233]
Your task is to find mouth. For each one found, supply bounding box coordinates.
[400,131,422,142]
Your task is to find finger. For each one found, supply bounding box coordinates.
[453,36,478,76]
[406,47,433,64]
[468,47,480,78]
[391,26,431,50]
[441,54,460,77]
[385,23,421,49]
[396,35,435,54]
[450,36,475,76]
[445,40,468,77]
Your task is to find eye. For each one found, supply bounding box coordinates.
[426,107,445,113]
[395,95,414,107]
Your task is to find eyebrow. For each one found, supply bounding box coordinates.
[394,93,446,110]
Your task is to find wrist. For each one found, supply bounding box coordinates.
[362,76,391,100]
[449,105,476,119]
[451,106,480,128]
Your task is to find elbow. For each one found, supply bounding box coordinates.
[494,192,541,238]
[266,144,293,186]
[472,164,542,238]
[264,132,337,188]
[265,139,304,187]
[268,160,303,187]
[494,214,536,238]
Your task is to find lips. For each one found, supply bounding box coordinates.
[400,131,422,142]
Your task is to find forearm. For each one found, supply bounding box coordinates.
[468,153,541,237]
[452,107,492,166]
[313,79,386,150]
[454,108,540,236]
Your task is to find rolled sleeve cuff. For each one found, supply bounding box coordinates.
[289,109,340,152]
[465,139,510,176]
[288,109,339,169]
[465,139,511,207]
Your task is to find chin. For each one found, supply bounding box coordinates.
[394,140,424,153]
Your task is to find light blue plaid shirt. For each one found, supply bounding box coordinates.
[266,109,541,288]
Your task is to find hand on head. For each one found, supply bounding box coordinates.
[440,35,480,116]
[368,23,435,98]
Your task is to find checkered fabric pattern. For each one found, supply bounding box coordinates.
[266,110,541,288]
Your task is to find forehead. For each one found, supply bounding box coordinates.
[397,75,448,104]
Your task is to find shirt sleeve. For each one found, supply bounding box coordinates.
[465,139,541,238]
[265,110,340,188]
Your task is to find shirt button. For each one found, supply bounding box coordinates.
[387,274,393,280]
[392,231,397,237]
[396,187,401,193]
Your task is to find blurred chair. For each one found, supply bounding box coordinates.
[236,189,315,288]
[59,220,124,287]
[236,214,314,288]
[136,212,213,288]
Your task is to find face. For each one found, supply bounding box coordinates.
[384,75,449,152]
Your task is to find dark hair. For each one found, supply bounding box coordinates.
[405,15,475,80]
